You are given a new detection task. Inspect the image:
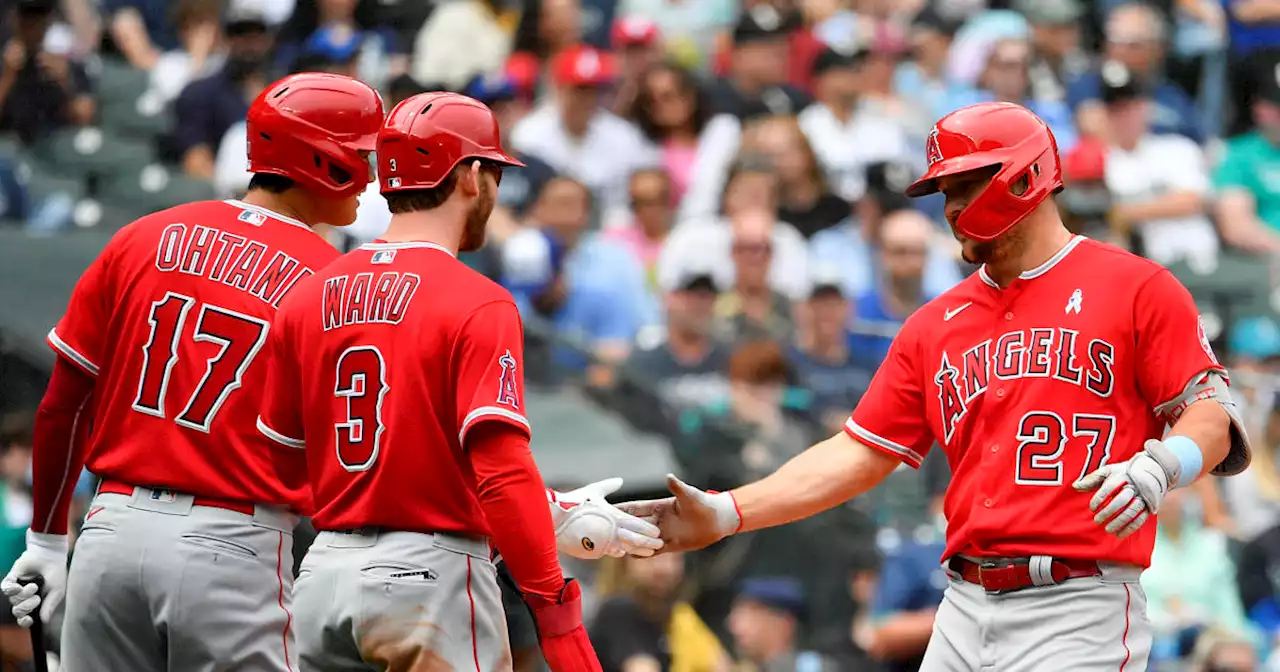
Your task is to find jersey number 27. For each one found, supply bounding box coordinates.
[132,292,268,432]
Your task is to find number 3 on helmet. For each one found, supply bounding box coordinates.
[906,102,1064,242]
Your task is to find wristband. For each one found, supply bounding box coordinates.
[1162,435,1204,489]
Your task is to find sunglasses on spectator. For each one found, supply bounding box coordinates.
[630,193,670,208]
[883,245,928,257]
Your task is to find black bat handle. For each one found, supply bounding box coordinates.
[19,576,48,672]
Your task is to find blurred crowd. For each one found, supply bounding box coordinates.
[5,0,1280,670]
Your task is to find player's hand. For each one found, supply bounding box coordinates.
[0,531,69,627]
[1073,439,1176,538]
[614,474,741,553]
[527,579,602,672]
[549,478,663,560]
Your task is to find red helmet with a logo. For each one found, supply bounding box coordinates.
[377,92,525,193]
[906,102,1063,242]
[247,73,384,200]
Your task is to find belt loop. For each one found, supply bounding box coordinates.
[1028,555,1055,586]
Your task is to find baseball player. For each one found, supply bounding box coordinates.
[619,102,1252,671]
[0,72,385,670]
[255,91,659,672]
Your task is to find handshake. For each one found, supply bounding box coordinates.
[549,475,743,560]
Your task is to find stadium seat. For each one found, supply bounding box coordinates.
[97,164,217,219]
[20,160,86,203]
[27,127,154,177]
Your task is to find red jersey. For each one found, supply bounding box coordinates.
[46,199,339,512]
[257,240,530,535]
[847,237,1224,567]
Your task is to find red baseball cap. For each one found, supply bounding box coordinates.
[552,44,617,87]
[612,17,660,48]
[1063,138,1108,183]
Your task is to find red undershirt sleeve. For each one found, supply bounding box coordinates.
[30,356,96,535]
[467,421,564,601]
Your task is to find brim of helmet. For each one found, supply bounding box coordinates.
[904,156,1003,198]
[479,149,526,169]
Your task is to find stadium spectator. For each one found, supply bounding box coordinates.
[1145,487,1259,664]
[707,7,809,119]
[894,7,961,125]
[803,45,912,204]
[1071,2,1202,142]
[618,264,731,437]
[144,0,223,107]
[1224,0,1280,136]
[275,0,405,87]
[609,17,663,116]
[605,168,675,294]
[1234,395,1280,641]
[727,577,841,672]
[1058,137,1114,240]
[509,0,583,73]
[716,209,795,343]
[858,514,947,672]
[661,155,811,301]
[859,30,933,143]
[809,161,962,301]
[624,62,712,204]
[411,0,510,91]
[948,37,1078,152]
[1189,628,1259,672]
[1215,54,1280,254]
[511,44,660,215]
[103,0,180,71]
[847,209,935,367]
[614,0,734,72]
[0,0,94,145]
[1014,0,1089,105]
[503,176,650,370]
[788,265,873,434]
[1100,61,1218,268]
[749,115,847,238]
[590,553,730,672]
[173,4,272,180]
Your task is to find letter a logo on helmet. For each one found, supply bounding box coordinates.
[905,102,1063,242]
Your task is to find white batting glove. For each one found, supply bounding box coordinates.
[0,531,69,628]
[1073,439,1177,538]
[549,478,664,560]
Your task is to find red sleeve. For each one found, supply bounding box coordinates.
[30,356,96,535]
[257,311,305,449]
[48,238,119,376]
[468,422,563,600]
[846,321,932,468]
[453,301,531,444]
[1133,269,1228,414]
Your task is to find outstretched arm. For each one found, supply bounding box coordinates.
[733,431,901,533]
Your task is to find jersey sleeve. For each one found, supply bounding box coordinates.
[256,313,305,450]
[845,321,932,468]
[48,237,120,376]
[454,300,532,445]
[1133,268,1228,415]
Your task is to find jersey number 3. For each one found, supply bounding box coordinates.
[334,346,388,472]
[1015,412,1116,485]
[133,292,269,432]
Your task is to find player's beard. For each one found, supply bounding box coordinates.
[459,177,497,253]
[961,239,997,265]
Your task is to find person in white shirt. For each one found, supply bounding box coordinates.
[799,46,913,203]
[510,43,660,216]
[1100,61,1218,269]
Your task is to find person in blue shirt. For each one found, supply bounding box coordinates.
[501,176,650,374]
[808,161,963,303]
[943,37,1078,152]
[863,529,947,672]
[788,269,875,434]
[1068,3,1203,142]
[847,210,943,368]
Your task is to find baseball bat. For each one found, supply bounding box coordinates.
[19,576,48,672]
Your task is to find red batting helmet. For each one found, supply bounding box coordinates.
[905,102,1063,242]
[247,73,384,200]
[378,92,525,193]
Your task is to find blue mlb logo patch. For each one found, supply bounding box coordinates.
[371,250,396,264]
[150,489,177,503]
[238,209,267,226]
